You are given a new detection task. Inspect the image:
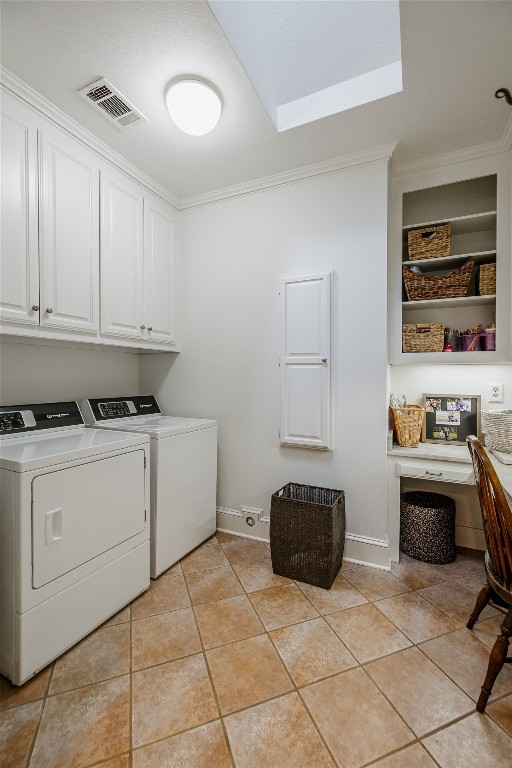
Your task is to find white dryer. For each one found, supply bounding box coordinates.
[80,396,217,578]
[0,401,150,685]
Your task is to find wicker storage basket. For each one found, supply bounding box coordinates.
[482,410,512,454]
[403,258,474,302]
[270,483,345,589]
[402,323,444,353]
[478,263,496,296]
[391,405,425,447]
[400,491,456,564]
[407,224,451,261]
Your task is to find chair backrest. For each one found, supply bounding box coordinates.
[467,436,512,591]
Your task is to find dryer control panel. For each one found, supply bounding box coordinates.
[0,402,83,436]
[81,395,161,424]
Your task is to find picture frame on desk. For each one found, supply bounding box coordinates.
[422,393,481,446]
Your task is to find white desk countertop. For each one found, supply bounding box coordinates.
[388,443,512,499]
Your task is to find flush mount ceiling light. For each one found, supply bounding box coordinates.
[165,79,222,136]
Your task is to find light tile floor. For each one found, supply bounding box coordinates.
[1,533,511,768]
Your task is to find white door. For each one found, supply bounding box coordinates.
[0,91,39,325]
[143,193,178,345]
[32,450,146,588]
[39,122,100,332]
[100,166,144,339]
[280,272,332,449]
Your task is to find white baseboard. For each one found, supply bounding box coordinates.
[216,507,270,542]
[216,507,390,569]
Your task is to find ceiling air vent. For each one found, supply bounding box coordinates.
[77,78,147,130]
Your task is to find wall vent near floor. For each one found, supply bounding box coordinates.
[77,78,147,130]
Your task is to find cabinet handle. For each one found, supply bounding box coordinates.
[46,307,53,314]
[425,470,443,477]
[322,358,327,364]
[140,325,146,330]
[31,305,39,312]
[148,327,153,332]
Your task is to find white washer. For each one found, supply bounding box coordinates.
[80,396,217,578]
[0,401,150,685]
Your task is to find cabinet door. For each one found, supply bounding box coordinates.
[143,193,178,345]
[0,91,39,324]
[280,272,332,449]
[101,167,144,339]
[39,122,99,332]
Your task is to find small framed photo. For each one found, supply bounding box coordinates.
[422,393,481,445]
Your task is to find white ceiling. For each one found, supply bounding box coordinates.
[1,1,511,201]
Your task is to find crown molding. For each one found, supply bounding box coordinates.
[392,114,512,179]
[0,67,179,209]
[178,142,397,210]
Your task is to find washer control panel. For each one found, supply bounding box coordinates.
[81,395,161,424]
[0,402,83,436]
[99,400,137,418]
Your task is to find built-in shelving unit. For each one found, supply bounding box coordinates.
[390,156,511,364]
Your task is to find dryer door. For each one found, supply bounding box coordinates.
[32,449,145,588]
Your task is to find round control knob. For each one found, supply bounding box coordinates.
[46,307,53,314]
[147,327,153,332]
[140,325,146,330]
[31,305,39,311]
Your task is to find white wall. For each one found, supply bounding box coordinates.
[0,340,139,405]
[389,364,512,412]
[140,161,390,544]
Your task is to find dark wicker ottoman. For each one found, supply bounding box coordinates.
[400,491,456,564]
[270,483,345,589]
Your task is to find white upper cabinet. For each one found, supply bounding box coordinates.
[0,92,39,324]
[100,166,144,339]
[101,168,178,346]
[143,192,178,345]
[39,122,100,332]
[280,272,332,449]
[1,86,179,351]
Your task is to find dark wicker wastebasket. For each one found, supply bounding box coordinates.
[270,483,345,589]
[400,491,456,564]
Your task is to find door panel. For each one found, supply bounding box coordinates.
[100,167,144,338]
[143,193,177,345]
[0,92,39,324]
[32,450,146,588]
[280,272,332,449]
[39,122,99,332]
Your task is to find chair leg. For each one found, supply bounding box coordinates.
[466,584,492,629]
[476,607,512,713]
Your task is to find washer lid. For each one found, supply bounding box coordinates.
[94,415,217,438]
[0,427,149,472]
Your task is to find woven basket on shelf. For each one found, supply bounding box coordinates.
[391,405,425,447]
[478,263,496,296]
[402,323,444,353]
[403,258,474,302]
[407,224,451,261]
[482,410,512,454]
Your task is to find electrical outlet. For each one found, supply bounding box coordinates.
[488,383,504,402]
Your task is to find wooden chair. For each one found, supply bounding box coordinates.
[466,436,512,712]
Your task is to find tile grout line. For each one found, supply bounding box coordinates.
[219,538,341,767]
[128,600,133,768]
[182,551,238,768]
[24,661,54,767]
